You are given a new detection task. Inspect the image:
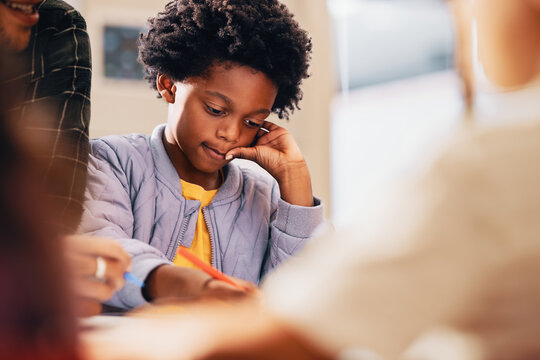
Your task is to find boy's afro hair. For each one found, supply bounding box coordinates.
[138,0,312,119]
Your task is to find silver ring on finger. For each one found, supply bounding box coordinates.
[95,256,107,280]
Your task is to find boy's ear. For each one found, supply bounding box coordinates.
[156,74,176,104]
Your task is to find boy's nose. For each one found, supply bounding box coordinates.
[216,118,240,143]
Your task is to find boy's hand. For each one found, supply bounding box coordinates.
[225,121,314,207]
[201,277,260,302]
[145,265,259,303]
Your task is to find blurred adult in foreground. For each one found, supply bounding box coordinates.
[0,0,130,316]
[0,53,80,360]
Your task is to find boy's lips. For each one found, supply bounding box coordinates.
[202,143,228,161]
[0,0,41,26]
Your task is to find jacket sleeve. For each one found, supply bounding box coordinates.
[78,143,170,309]
[262,181,326,277]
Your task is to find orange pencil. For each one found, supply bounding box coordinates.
[178,247,246,290]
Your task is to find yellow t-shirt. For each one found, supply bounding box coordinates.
[173,179,218,269]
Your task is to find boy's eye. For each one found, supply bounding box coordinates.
[206,105,224,116]
[244,119,261,128]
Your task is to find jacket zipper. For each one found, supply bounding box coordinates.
[171,215,190,262]
[202,206,217,269]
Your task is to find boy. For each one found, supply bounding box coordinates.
[79,0,324,309]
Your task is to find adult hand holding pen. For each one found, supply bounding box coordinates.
[63,235,131,316]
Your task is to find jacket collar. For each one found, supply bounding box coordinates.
[150,124,243,204]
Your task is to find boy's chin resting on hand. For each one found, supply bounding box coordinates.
[142,265,259,303]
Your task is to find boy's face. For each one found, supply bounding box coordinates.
[162,63,278,183]
[0,0,41,52]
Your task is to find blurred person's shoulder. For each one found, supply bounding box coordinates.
[36,0,87,31]
[422,119,540,240]
[438,120,540,170]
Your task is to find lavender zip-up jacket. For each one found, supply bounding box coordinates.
[78,124,325,309]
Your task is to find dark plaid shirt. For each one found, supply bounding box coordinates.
[4,0,91,232]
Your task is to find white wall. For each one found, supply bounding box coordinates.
[278,0,335,217]
[81,0,170,138]
[331,71,463,226]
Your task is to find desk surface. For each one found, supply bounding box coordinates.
[80,310,484,360]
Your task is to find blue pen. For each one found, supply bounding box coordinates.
[124,272,145,287]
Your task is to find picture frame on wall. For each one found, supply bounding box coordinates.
[84,5,168,138]
[103,25,145,81]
